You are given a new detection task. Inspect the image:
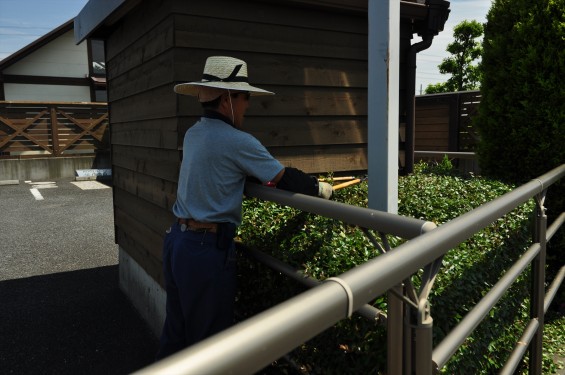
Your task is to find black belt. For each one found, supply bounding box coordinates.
[177,218,218,233]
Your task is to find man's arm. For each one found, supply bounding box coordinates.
[272,168,285,184]
[273,167,332,199]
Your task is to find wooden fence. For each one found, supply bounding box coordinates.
[414,90,481,152]
[0,101,109,158]
[413,90,481,173]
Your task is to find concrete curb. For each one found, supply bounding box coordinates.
[0,180,19,186]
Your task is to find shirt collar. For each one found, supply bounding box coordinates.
[203,110,234,127]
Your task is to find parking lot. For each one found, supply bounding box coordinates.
[0,178,158,374]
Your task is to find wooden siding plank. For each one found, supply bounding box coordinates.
[112,144,180,182]
[105,3,173,62]
[109,49,176,101]
[109,85,178,123]
[113,165,178,211]
[415,132,449,139]
[112,118,180,150]
[114,206,164,261]
[173,49,368,89]
[416,110,450,118]
[416,126,449,134]
[172,0,366,34]
[170,124,366,174]
[177,87,368,118]
[174,14,367,60]
[244,117,367,147]
[270,144,367,174]
[416,105,450,112]
[107,17,175,81]
[415,141,449,150]
[114,187,174,239]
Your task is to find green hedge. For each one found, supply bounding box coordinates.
[235,161,563,374]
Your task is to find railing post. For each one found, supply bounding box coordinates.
[403,303,413,375]
[49,106,60,156]
[529,191,547,375]
[415,299,433,375]
[388,285,404,375]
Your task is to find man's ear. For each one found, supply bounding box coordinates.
[220,93,230,107]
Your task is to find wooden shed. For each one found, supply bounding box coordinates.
[75,0,450,334]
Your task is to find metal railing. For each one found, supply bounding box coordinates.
[414,150,476,160]
[136,164,565,375]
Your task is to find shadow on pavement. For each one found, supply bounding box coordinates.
[0,265,158,374]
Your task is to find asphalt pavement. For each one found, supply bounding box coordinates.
[0,178,159,374]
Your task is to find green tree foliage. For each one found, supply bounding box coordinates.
[474,0,565,277]
[475,0,565,183]
[425,20,484,94]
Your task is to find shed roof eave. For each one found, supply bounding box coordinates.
[73,0,433,45]
[74,0,141,44]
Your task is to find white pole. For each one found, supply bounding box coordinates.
[368,3,402,374]
[368,0,399,214]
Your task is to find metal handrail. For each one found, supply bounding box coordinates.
[244,182,437,239]
[500,319,540,375]
[136,164,565,375]
[240,243,387,324]
[432,242,541,370]
[414,150,476,159]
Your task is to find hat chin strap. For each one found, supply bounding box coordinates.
[228,89,235,125]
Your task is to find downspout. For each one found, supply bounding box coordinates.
[405,36,433,174]
[404,0,451,174]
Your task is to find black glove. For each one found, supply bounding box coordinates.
[276,167,318,196]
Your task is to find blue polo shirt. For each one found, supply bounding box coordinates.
[172,116,283,226]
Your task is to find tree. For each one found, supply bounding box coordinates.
[475,0,564,183]
[425,20,484,94]
[475,0,565,280]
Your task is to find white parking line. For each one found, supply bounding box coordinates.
[25,181,58,189]
[30,188,44,200]
[70,181,110,190]
[26,181,57,200]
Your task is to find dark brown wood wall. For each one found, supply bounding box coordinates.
[104,0,375,284]
[414,91,482,153]
[172,1,371,174]
[105,0,418,285]
[414,96,453,151]
[105,0,177,284]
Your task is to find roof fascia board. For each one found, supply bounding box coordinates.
[254,0,428,19]
[74,0,129,44]
[73,0,429,46]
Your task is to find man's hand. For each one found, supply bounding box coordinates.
[318,181,333,199]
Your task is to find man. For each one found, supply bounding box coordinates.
[156,56,333,359]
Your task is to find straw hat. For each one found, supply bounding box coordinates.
[174,56,274,97]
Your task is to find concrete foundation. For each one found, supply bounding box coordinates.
[118,247,166,337]
[0,153,110,181]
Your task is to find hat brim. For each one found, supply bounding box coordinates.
[174,82,274,96]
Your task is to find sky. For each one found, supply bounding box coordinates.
[0,0,491,92]
[415,0,491,93]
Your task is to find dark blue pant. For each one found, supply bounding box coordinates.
[156,222,236,360]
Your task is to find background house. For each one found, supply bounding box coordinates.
[0,20,109,180]
[74,0,450,335]
[0,19,106,102]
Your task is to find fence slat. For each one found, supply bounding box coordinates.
[0,101,109,158]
